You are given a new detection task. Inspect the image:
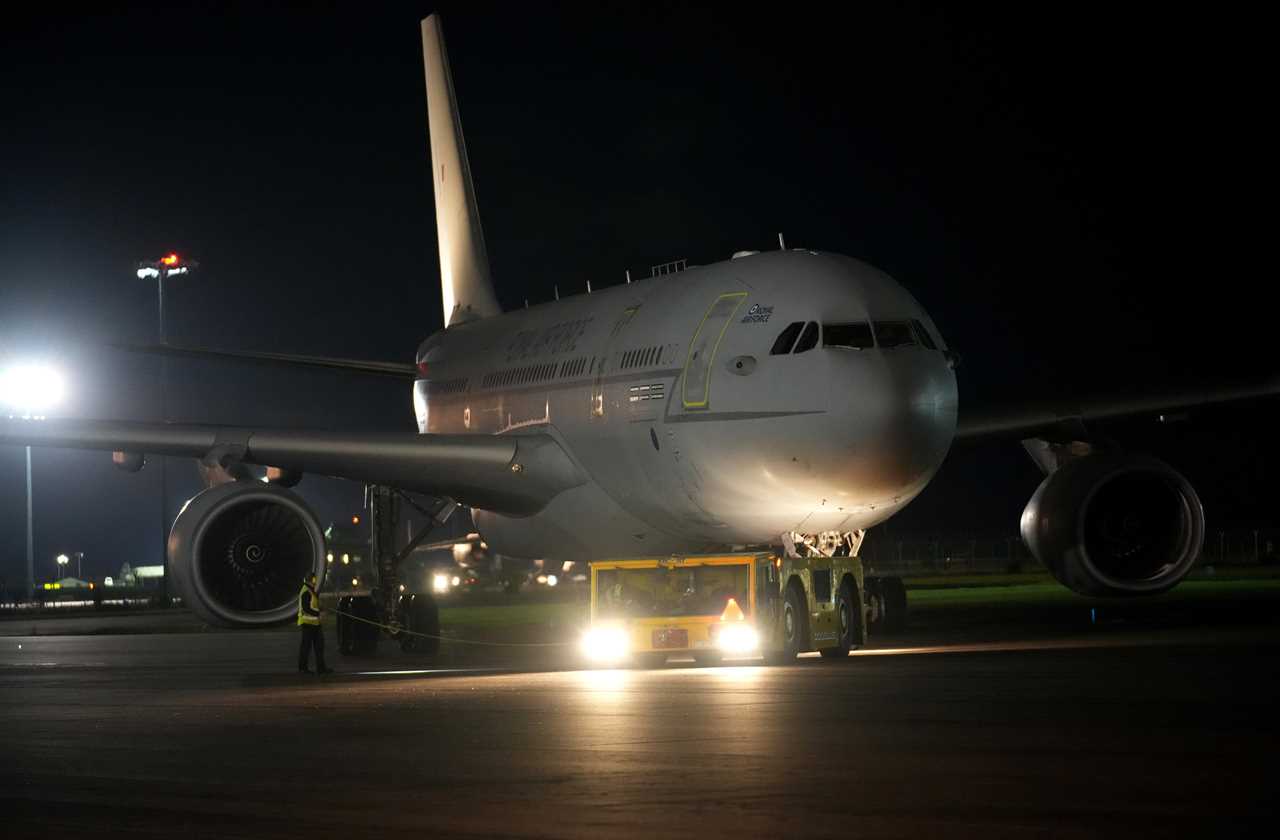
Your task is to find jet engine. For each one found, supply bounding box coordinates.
[168,481,327,627]
[1020,454,1204,596]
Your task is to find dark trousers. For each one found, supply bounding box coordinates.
[298,624,326,671]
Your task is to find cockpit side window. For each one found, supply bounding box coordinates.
[911,319,938,350]
[792,321,820,354]
[823,322,875,350]
[873,321,915,348]
[769,321,804,356]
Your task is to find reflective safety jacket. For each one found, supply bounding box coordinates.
[297,584,321,626]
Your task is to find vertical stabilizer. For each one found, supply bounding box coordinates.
[421,15,502,327]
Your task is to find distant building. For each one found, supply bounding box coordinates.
[41,577,91,590]
[118,563,164,589]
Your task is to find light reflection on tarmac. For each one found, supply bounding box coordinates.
[0,618,1276,838]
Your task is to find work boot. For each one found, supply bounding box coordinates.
[317,667,334,675]
[299,667,313,674]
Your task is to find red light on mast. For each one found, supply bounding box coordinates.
[160,253,180,266]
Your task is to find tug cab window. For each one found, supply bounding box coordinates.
[873,321,915,348]
[823,322,875,350]
[770,321,804,355]
[792,322,820,354]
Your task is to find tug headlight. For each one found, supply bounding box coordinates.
[580,626,629,663]
[716,624,759,655]
[432,574,450,593]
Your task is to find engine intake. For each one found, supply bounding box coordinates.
[1020,454,1204,596]
[168,482,327,627]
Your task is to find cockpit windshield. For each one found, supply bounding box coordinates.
[873,321,916,348]
[823,322,875,349]
[595,565,751,620]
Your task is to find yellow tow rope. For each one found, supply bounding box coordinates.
[329,605,572,648]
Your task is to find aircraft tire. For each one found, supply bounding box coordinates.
[398,594,440,656]
[337,595,379,656]
[867,576,908,636]
[880,576,907,634]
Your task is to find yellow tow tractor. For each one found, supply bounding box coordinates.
[581,549,892,667]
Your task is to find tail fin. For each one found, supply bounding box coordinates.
[421,15,502,327]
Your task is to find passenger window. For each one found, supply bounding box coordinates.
[792,322,820,354]
[823,322,874,350]
[769,322,804,355]
[911,319,938,350]
[873,321,915,348]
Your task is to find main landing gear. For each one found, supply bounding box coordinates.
[336,485,454,659]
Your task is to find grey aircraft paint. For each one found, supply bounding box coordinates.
[414,248,957,562]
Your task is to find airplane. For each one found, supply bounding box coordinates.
[1,15,1271,636]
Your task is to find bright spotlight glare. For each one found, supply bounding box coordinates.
[716,624,759,655]
[580,626,629,663]
[0,363,65,416]
[433,574,450,593]
[546,574,558,587]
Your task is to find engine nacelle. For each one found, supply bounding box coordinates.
[168,482,327,627]
[1020,454,1204,596]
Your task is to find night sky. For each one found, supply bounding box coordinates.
[1,2,1273,587]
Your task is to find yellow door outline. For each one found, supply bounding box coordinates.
[681,291,747,409]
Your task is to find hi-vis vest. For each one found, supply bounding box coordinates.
[297,584,320,626]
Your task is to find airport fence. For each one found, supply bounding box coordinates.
[860,527,1280,577]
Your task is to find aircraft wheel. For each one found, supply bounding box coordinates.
[398,593,440,656]
[867,576,908,636]
[337,595,379,656]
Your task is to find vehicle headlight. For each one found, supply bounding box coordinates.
[432,574,450,593]
[580,626,629,663]
[716,624,759,654]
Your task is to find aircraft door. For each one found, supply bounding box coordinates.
[681,292,747,410]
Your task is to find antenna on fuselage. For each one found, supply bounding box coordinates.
[587,280,592,294]
[625,269,631,284]
[554,285,559,301]
[778,232,786,249]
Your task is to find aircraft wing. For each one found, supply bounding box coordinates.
[0,417,585,516]
[955,378,1280,441]
[111,343,418,379]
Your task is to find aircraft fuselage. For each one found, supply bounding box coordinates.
[414,249,958,561]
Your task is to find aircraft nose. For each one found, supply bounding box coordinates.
[829,351,958,499]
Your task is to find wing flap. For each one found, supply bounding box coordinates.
[1,418,584,516]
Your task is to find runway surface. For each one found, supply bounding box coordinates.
[2,616,1277,838]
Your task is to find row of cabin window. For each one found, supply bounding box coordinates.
[479,356,594,390]
[769,319,938,355]
[428,378,468,395]
[483,362,557,389]
[559,356,590,378]
[620,345,663,370]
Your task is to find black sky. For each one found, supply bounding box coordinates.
[0,2,1273,585]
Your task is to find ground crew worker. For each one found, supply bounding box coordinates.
[297,573,332,674]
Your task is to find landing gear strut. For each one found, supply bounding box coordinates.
[337,485,456,657]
